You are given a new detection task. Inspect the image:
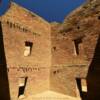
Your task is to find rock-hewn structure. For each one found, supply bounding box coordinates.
[0,0,100,100]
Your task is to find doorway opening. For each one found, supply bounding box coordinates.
[73,38,82,56]
[18,77,27,98]
[76,78,87,100]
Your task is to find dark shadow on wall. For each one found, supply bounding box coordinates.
[86,35,100,100]
[0,22,10,100]
[76,78,87,100]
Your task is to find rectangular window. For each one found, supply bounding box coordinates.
[18,77,27,98]
[18,86,25,98]
[73,38,82,56]
[24,41,33,56]
[76,78,87,98]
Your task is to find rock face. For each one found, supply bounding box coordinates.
[0,0,100,100]
[0,2,51,100]
[51,0,100,99]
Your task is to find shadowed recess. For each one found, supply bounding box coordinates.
[0,22,10,100]
[87,35,100,100]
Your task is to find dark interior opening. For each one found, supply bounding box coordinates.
[76,78,82,97]
[77,26,80,29]
[25,41,33,53]
[18,86,25,97]
[53,70,58,74]
[53,46,56,51]
[18,77,27,97]
[98,16,100,20]
[25,41,33,47]
[13,24,16,28]
[76,78,87,100]
[9,22,12,28]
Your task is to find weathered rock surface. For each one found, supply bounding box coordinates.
[0,0,100,100]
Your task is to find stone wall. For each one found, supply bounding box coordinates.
[0,0,100,100]
[0,2,51,99]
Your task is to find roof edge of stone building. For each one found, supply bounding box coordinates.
[12,1,50,25]
[1,1,50,26]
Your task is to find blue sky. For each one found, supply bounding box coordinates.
[0,0,86,22]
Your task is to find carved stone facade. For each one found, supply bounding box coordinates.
[0,0,100,100]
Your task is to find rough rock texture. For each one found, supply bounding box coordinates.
[0,0,100,100]
[0,2,51,100]
[50,0,100,99]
